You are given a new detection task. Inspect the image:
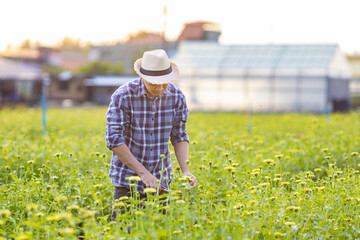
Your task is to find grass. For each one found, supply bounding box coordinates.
[0,107,360,239]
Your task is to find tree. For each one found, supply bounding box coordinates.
[20,39,32,49]
[76,61,125,75]
[56,36,89,52]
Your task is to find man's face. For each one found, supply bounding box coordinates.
[143,79,169,97]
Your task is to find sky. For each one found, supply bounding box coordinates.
[0,0,359,54]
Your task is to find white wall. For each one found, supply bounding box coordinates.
[178,75,327,112]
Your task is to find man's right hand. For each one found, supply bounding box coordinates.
[139,171,160,189]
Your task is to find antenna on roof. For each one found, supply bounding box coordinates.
[162,1,167,51]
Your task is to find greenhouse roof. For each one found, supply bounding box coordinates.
[174,42,339,69]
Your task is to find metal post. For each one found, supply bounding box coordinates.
[42,73,50,136]
[162,3,167,52]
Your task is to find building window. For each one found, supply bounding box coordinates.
[58,81,69,91]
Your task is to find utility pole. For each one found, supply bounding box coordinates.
[162,2,167,51]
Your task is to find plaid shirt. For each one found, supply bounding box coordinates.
[106,78,189,194]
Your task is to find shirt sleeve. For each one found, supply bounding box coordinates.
[105,90,130,150]
[170,93,189,145]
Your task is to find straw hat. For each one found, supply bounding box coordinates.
[134,49,179,84]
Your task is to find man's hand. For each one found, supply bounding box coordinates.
[183,171,197,187]
[139,171,160,189]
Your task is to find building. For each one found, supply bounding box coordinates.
[174,42,352,113]
[177,21,221,42]
[1,47,88,70]
[84,75,135,105]
[88,21,221,74]
[0,57,43,105]
[89,37,178,75]
[47,71,88,104]
[347,55,360,109]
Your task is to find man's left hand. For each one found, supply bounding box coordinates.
[183,171,197,187]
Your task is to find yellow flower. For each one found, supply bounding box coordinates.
[299,181,307,186]
[274,232,286,238]
[126,176,141,182]
[26,204,38,212]
[46,212,72,222]
[79,209,95,219]
[144,187,157,194]
[54,196,67,202]
[0,209,11,218]
[286,206,300,212]
[263,159,274,165]
[345,197,354,202]
[59,228,75,236]
[281,182,290,186]
[314,168,322,172]
[135,211,144,216]
[152,214,162,222]
[259,182,270,188]
[225,166,235,172]
[113,202,125,208]
[16,232,33,240]
[233,204,244,210]
[285,222,296,227]
[145,202,156,207]
[66,205,80,211]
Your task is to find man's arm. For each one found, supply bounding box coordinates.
[173,141,197,186]
[111,144,159,188]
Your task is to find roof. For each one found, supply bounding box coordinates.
[177,21,220,42]
[174,42,340,70]
[0,57,43,80]
[1,49,39,60]
[84,75,136,87]
[177,22,207,42]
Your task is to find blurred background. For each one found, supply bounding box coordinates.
[0,0,359,112]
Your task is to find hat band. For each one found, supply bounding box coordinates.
[140,66,172,76]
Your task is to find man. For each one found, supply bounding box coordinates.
[106,49,197,220]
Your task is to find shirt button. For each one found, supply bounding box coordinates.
[150,149,153,151]
[152,118,154,121]
[150,133,153,136]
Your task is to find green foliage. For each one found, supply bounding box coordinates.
[351,96,360,109]
[0,108,360,239]
[56,36,90,52]
[76,61,125,75]
[41,64,64,75]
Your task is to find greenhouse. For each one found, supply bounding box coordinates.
[173,42,352,112]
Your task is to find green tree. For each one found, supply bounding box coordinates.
[76,61,125,75]
[56,36,89,52]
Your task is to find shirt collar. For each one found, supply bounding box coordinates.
[137,78,171,97]
[137,78,147,97]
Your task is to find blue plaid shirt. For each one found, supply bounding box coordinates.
[106,78,189,194]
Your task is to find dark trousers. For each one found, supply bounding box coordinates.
[111,186,168,221]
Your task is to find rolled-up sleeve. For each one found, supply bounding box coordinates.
[170,94,189,145]
[105,91,130,150]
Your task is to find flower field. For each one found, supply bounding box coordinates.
[1,107,360,239]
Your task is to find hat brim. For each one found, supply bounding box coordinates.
[134,58,179,84]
